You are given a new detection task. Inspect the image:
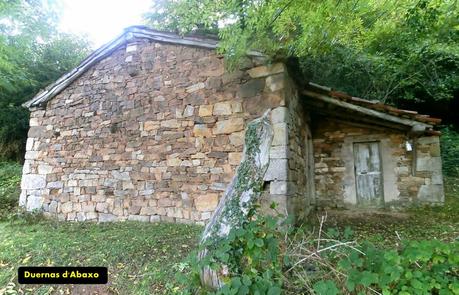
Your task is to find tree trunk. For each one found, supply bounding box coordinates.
[199,111,273,289]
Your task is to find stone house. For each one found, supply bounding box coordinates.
[20,26,444,224]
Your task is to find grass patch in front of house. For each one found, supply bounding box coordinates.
[315,176,459,247]
[0,220,201,294]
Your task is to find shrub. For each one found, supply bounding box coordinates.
[284,218,459,294]
[0,161,22,220]
[181,210,289,295]
[441,126,459,177]
[338,240,459,294]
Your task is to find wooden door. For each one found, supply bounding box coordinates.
[353,142,384,207]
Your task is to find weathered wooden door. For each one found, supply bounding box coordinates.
[353,142,384,207]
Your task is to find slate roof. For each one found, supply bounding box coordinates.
[305,82,441,125]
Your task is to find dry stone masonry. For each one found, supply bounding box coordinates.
[20,35,301,223]
[312,119,444,209]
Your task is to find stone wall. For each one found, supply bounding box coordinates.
[311,117,444,209]
[20,38,305,224]
[258,70,313,221]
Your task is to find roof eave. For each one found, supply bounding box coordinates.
[302,90,435,133]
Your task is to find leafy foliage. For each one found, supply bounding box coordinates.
[0,161,21,220]
[338,240,459,294]
[145,0,458,121]
[0,0,91,160]
[181,211,289,294]
[441,126,459,177]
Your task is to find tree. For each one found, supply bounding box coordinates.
[144,0,458,123]
[0,0,91,161]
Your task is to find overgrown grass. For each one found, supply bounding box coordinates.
[0,221,201,294]
[0,161,22,220]
[314,177,459,247]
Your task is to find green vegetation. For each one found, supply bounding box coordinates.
[337,240,459,295]
[0,220,201,294]
[0,162,21,220]
[441,127,459,177]
[184,211,286,294]
[0,0,90,160]
[146,0,458,121]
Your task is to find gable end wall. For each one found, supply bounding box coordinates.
[19,39,308,223]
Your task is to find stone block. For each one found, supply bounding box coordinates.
[183,105,195,117]
[429,144,441,157]
[144,121,159,131]
[247,63,285,78]
[270,181,288,195]
[26,138,34,151]
[193,124,212,137]
[228,152,243,165]
[213,118,244,134]
[199,105,213,117]
[112,170,130,181]
[272,123,288,146]
[21,174,46,190]
[264,159,288,181]
[60,202,73,214]
[24,151,39,160]
[150,215,161,222]
[128,205,141,214]
[195,193,219,211]
[231,102,242,113]
[161,119,180,128]
[49,201,58,213]
[416,157,442,172]
[26,196,43,211]
[28,126,46,138]
[99,213,117,222]
[431,171,443,185]
[229,131,245,146]
[238,79,265,98]
[271,107,288,124]
[266,74,285,92]
[210,167,224,174]
[96,202,108,212]
[76,212,87,221]
[19,191,27,207]
[417,184,444,203]
[86,212,98,220]
[213,102,232,116]
[269,146,289,159]
[417,136,439,145]
[210,183,226,191]
[186,82,205,93]
[167,158,182,166]
[128,215,150,222]
[47,181,63,189]
[29,117,39,127]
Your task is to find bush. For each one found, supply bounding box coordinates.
[338,240,459,294]
[0,161,22,220]
[441,126,459,177]
[181,210,289,295]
